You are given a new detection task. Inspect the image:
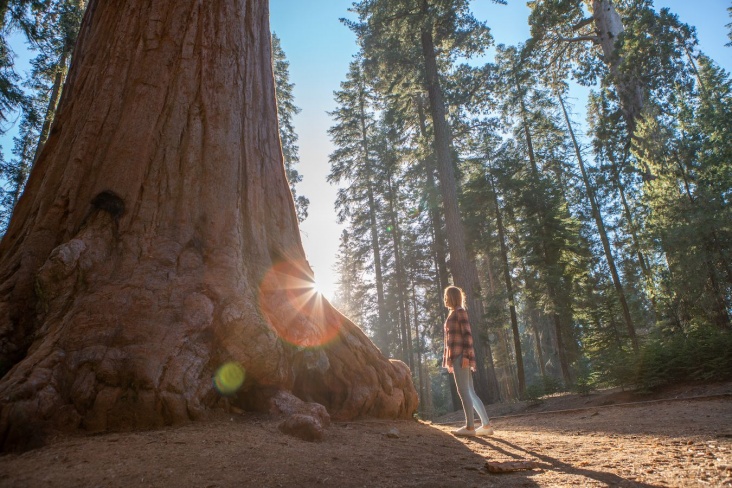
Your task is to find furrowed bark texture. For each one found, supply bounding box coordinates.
[0,0,416,451]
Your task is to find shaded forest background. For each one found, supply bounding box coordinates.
[0,0,731,419]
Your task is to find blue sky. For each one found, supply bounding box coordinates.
[270,0,732,299]
[1,1,730,299]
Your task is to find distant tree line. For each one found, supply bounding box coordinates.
[329,0,732,417]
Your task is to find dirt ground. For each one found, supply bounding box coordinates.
[1,382,731,487]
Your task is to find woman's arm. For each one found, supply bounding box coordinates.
[458,309,476,370]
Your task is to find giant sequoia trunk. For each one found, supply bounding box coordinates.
[0,0,417,450]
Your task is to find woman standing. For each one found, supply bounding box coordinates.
[443,285,493,436]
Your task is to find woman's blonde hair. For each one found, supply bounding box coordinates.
[443,285,466,310]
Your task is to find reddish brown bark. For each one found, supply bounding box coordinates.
[0,0,416,451]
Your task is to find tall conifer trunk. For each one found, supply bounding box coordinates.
[386,175,413,369]
[530,306,547,378]
[590,0,644,135]
[359,102,390,355]
[558,93,638,351]
[420,24,500,403]
[516,79,571,384]
[415,96,450,300]
[488,170,525,395]
[0,0,416,451]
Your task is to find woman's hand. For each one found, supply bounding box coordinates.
[447,364,454,373]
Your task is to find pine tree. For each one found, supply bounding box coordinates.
[556,85,638,350]
[328,59,392,355]
[0,0,85,236]
[633,56,732,330]
[272,33,308,223]
[348,0,504,403]
[491,44,589,385]
[332,229,368,327]
[527,0,695,142]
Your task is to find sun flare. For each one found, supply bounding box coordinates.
[258,260,341,348]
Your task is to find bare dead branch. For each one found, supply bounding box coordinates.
[572,17,594,31]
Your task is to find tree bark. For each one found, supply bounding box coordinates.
[0,0,416,451]
[420,22,500,404]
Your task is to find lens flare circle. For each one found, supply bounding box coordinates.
[214,362,245,395]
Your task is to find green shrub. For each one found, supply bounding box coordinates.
[524,382,544,405]
[633,326,732,390]
[541,374,563,395]
[522,374,565,404]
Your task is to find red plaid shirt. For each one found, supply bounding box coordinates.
[442,307,476,370]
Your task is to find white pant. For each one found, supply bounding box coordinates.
[452,355,489,429]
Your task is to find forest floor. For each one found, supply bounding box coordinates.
[1,381,731,487]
